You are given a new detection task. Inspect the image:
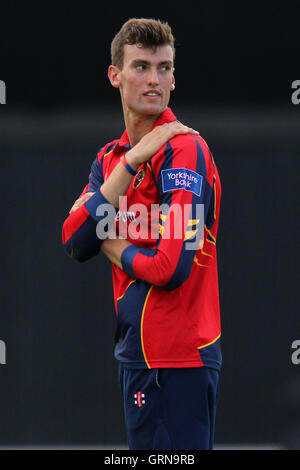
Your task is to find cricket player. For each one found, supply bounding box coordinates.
[62,18,222,450]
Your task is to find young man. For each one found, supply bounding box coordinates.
[62,18,222,450]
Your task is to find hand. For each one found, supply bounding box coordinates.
[126,121,199,167]
[69,191,95,214]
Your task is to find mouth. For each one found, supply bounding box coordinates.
[143,90,161,98]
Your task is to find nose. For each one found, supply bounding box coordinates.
[147,66,159,86]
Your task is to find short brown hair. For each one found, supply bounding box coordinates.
[111,18,175,69]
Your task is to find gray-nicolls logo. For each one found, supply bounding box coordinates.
[0,340,6,364]
[0,80,6,104]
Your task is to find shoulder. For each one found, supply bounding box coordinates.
[165,133,212,168]
[169,132,210,156]
[171,133,215,174]
[150,134,205,183]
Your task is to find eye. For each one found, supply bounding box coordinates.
[161,65,171,71]
[136,64,146,71]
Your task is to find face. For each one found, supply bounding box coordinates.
[109,44,175,117]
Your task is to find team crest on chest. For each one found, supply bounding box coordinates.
[133,168,146,189]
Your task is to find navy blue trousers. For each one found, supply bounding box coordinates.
[118,366,219,450]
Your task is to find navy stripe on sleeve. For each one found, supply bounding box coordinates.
[121,245,141,278]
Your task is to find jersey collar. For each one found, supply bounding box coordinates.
[117,107,177,149]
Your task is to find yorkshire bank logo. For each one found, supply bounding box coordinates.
[162,168,203,197]
[0,340,6,364]
[0,80,6,104]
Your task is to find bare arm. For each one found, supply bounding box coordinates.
[63,121,199,264]
[98,121,199,207]
[99,123,200,267]
[69,121,198,213]
[101,237,131,269]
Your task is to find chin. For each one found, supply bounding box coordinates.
[137,102,167,116]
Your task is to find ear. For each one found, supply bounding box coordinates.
[171,68,175,91]
[108,65,121,88]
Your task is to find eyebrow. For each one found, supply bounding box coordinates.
[131,59,173,67]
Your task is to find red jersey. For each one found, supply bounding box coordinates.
[62,108,222,370]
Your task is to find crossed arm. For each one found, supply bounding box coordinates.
[66,121,199,272]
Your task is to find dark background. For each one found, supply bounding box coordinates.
[0,2,299,108]
[0,1,299,449]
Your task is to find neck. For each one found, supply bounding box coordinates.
[123,108,160,147]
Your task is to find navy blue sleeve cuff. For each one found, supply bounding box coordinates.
[121,245,141,278]
[84,189,117,222]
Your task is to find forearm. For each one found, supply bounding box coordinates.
[63,155,138,261]
[100,121,199,207]
[101,237,195,291]
[100,150,140,207]
[62,190,113,262]
[120,243,192,290]
[63,121,200,263]
[101,237,132,269]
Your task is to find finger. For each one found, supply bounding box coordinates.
[69,199,84,214]
[69,203,80,214]
[175,125,199,135]
[187,128,199,135]
[69,192,95,214]
[170,126,191,136]
[172,122,199,135]
[82,192,95,202]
